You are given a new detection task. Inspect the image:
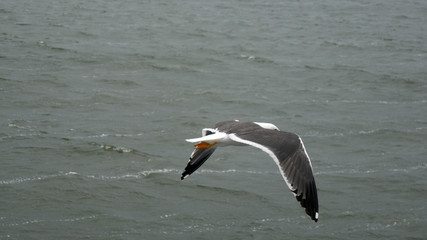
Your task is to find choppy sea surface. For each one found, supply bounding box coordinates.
[1,0,426,239]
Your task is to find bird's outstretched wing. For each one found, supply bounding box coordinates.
[228,129,319,222]
[181,146,217,180]
[181,128,219,180]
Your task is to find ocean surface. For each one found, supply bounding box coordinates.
[1,0,426,239]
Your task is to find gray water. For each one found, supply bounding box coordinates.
[1,0,426,239]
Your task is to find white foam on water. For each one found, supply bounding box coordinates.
[99,144,134,153]
[87,169,180,180]
[1,215,96,227]
[0,172,79,185]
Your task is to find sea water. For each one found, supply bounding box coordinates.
[1,0,426,239]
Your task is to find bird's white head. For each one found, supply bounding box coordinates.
[253,122,280,131]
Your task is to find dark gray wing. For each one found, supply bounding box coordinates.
[181,127,218,180]
[181,146,217,180]
[228,128,319,222]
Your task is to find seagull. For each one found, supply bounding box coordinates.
[181,120,319,222]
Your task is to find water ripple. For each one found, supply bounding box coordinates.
[1,215,96,227]
[0,172,78,185]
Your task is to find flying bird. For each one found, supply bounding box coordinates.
[181,120,319,222]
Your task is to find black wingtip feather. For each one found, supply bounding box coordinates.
[294,181,319,222]
[180,147,217,181]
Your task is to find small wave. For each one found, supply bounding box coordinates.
[0,132,42,141]
[315,163,426,176]
[99,144,134,153]
[1,215,96,227]
[358,129,379,135]
[314,169,374,176]
[87,169,180,180]
[305,127,422,139]
[88,133,109,138]
[365,218,411,231]
[354,128,422,136]
[1,169,181,185]
[160,213,177,219]
[86,169,270,181]
[391,164,427,173]
[280,99,423,105]
[340,99,401,105]
[8,123,32,130]
[55,215,96,223]
[0,172,78,185]
[302,132,345,138]
[2,218,44,227]
[71,133,144,139]
[239,54,256,60]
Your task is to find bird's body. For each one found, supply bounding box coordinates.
[181,120,319,222]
